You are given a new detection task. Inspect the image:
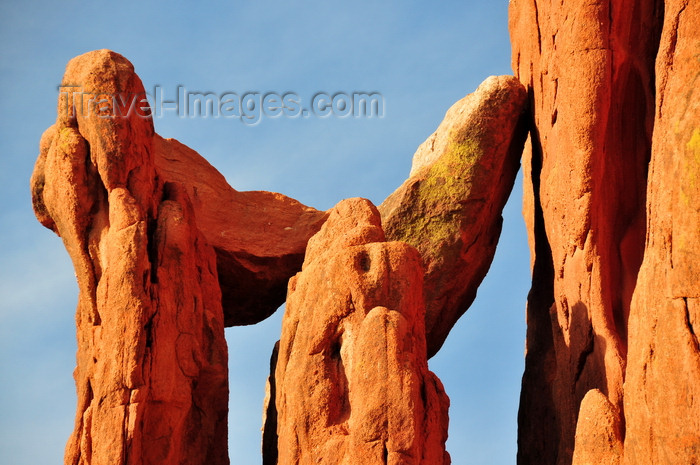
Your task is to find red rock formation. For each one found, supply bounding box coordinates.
[380,75,528,357]
[31,50,229,465]
[35,13,698,461]
[153,135,327,326]
[270,198,451,464]
[623,1,700,463]
[510,0,699,463]
[31,50,325,465]
[571,389,623,465]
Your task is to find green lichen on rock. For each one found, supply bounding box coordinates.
[378,75,528,357]
[388,130,483,259]
[688,127,700,163]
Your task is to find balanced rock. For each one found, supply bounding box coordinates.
[268,198,451,464]
[153,135,327,325]
[379,75,528,357]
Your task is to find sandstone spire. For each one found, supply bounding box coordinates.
[268,198,451,464]
[31,50,326,465]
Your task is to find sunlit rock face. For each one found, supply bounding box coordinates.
[35,13,700,463]
[269,198,451,465]
[379,75,529,359]
[509,0,700,463]
[33,49,530,465]
[31,49,325,465]
[263,74,530,464]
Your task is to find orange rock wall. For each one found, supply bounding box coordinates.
[509,0,699,463]
[624,0,700,462]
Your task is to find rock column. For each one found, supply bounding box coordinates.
[509,0,699,463]
[268,199,451,465]
[31,50,229,465]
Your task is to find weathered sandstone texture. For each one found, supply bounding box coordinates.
[268,198,451,465]
[624,0,700,462]
[510,0,699,463]
[31,50,229,465]
[31,50,325,465]
[380,75,528,357]
[153,135,327,326]
[34,52,533,464]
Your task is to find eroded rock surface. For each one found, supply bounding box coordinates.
[31,50,325,465]
[269,198,451,465]
[31,49,229,465]
[571,389,623,465]
[509,0,699,463]
[153,135,327,325]
[623,1,700,463]
[379,75,528,357]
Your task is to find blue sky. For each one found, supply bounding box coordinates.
[0,1,529,463]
